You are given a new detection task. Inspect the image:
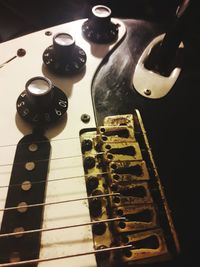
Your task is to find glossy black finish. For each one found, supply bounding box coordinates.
[92,19,199,266]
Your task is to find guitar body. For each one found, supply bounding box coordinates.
[0,12,198,267]
[92,19,199,266]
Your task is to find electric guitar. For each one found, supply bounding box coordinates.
[0,4,198,267]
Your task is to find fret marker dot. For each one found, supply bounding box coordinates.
[17,202,28,213]
[13,227,24,238]
[21,180,32,191]
[25,161,35,171]
[28,143,38,152]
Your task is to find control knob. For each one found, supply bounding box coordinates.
[17,76,68,124]
[82,5,119,43]
[43,33,86,74]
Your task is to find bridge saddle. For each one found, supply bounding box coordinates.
[80,110,179,266]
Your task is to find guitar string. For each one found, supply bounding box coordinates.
[0,217,125,238]
[0,151,146,188]
[0,129,141,148]
[0,135,136,264]
[0,153,101,168]
[0,147,145,168]
[0,244,132,267]
[0,171,109,189]
[0,192,120,212]
[0,152,145,194]
[0,161,148,189]
[0,136,80,148]
[0,129,142,167]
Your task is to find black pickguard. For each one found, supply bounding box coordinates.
[92,19,199,266]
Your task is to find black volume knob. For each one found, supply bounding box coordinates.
[17,76,68,125]
[43,32,86,74]
[82,5,119,43]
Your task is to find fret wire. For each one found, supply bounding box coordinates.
[0,193,120,212]
[0,217,125,238]
[0,244,132,266]
[0,172,109,189]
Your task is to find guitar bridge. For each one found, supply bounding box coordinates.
[80,110,179,266]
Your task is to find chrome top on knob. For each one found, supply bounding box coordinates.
[43,32,86,75]
[53,33,76,61]
[82,5,119,43]
[26,77,53,109]
[91,5,112,26]
[17,76,68,125]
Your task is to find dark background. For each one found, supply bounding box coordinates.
[0,0,183,43]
